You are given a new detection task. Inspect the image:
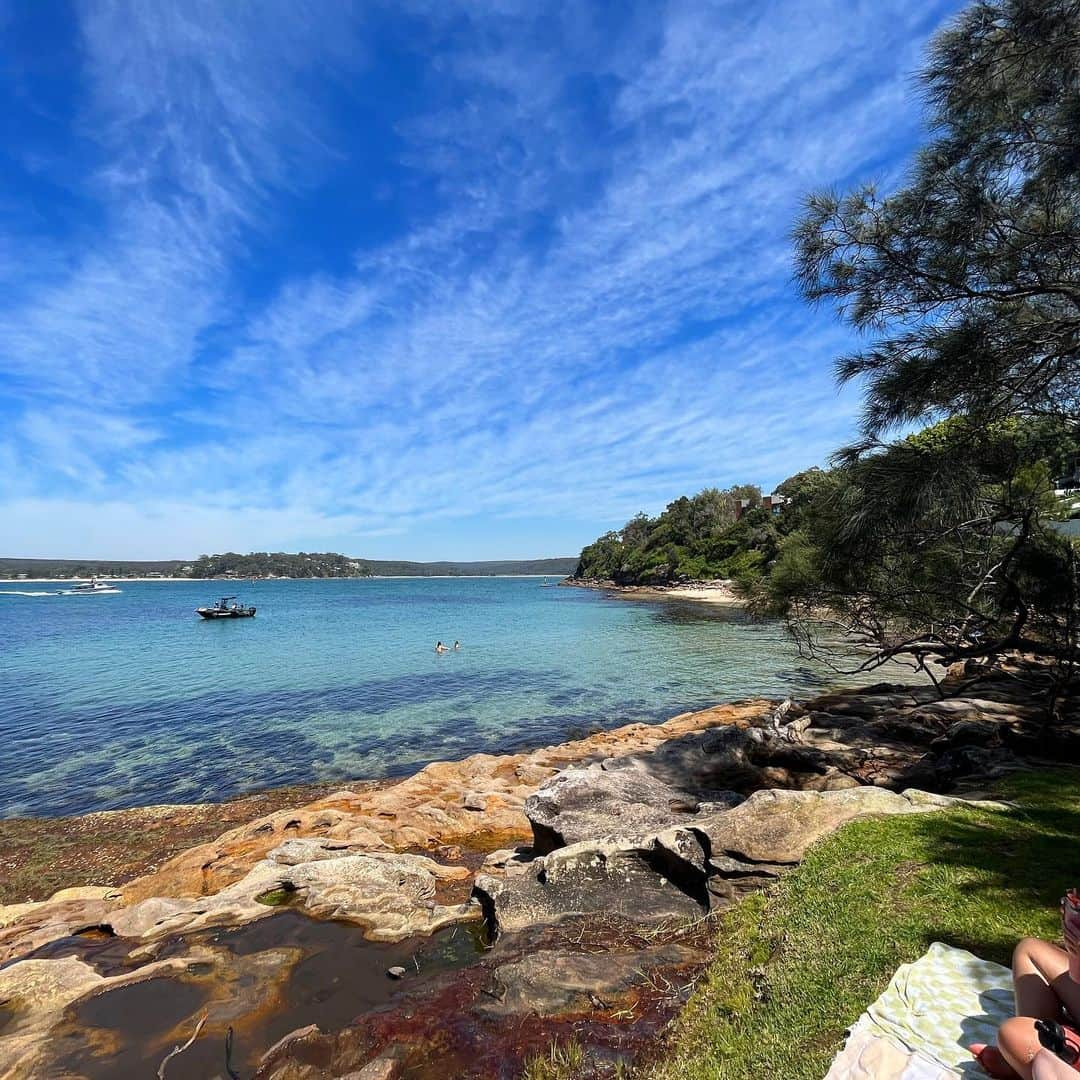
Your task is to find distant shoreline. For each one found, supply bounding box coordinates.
[0,574,570,583]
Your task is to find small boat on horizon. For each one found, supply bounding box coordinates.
[196,596,256,619]
[60,579,122,595]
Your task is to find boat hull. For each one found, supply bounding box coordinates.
[195,608,256,619]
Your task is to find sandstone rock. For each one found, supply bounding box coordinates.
[109,896,197,937]
[525,765,737,855]
[651,826,710,883]
[3,671,1054,1080]
[258,1025,320,1067]
[0,895,122,966]
[484,784,987,935]
[694,786,1002,865]
[480,848,534,877]
[900,747,1017,791]
[0,952,213,1079]
[111,847,480,943]
[474,839,704,935]
[0,956,106,1079]
[784,714,812,741]
[0,886,121,930]
[268,838,358,864]
[116,698,769,904]
[477,942,705,1017]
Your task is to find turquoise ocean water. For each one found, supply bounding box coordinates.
[0,578,855,818]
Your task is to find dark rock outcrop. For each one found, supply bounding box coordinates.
[524,764,741,855]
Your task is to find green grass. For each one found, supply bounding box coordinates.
[639,769,1080,1080]
[521,1038,587,1080]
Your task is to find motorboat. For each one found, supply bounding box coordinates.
[60,579,122,595]
[196,596,256,619]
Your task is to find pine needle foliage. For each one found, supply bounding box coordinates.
[794,0,1080,438]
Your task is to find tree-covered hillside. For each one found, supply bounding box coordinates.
[185,553,578,578]
[0,554,579,580]
[186,552,371,578]
[575,416,1078,614]
[574,475,825,589]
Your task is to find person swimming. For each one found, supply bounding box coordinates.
[453,640,461,650]
[435,641,448,653]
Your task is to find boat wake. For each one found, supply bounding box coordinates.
[0,590,58,597]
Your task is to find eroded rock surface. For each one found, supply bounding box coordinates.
[109,844,477,943]
[478,782,1002,940]
[0,664,1072,1079]
[525,765,741,854]
[119,699,771,903]
[474,841,706,934]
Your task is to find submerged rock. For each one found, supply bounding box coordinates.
[478,942,706,1017]
[0,666,1059,1079]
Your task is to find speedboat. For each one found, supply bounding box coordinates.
[196,596,256,619]
[60,578,122,595]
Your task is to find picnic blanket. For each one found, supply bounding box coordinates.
[824,942,1014,1080]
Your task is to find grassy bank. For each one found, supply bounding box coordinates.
[633,769,1080,1079]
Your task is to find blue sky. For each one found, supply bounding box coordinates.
[0,0,962,561]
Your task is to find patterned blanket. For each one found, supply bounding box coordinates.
[824,942,1014,1080]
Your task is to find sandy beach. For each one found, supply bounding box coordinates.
[564,578,743,604]
[655,581,742,603]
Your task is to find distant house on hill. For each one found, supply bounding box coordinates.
[1055,456,1080,495]
[735,493,788,521]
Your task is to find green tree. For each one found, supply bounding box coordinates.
[574,484,780,587]
[787,0,1080,679]
[795,0,1079,438]
[766,419,1079,678]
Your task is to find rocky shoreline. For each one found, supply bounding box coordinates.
[1,664,1076,1079]
[0,781,396,908]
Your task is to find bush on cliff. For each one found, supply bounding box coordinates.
[573,486,793,588]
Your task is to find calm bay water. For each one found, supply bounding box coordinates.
[0,578,852,818]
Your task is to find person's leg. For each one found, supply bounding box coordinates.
[1033,1048,1079,1080]
[1014,938,1080,1021]
[998,1016,1045,1080]
[973,939,1080,1078]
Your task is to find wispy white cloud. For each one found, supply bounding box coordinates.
[0,0,962,558]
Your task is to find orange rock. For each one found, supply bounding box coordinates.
[120,699,770,904]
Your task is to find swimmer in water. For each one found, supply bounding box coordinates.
[453,640,461,650]
[435,641,448,653]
